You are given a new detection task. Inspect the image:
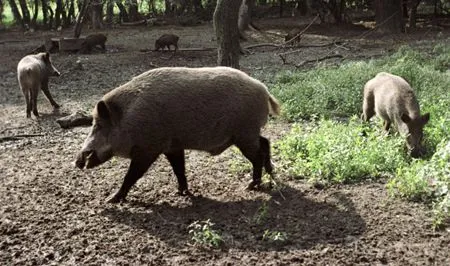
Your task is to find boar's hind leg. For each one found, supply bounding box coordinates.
[165,150,189,195]
[42,83,60,108]
[30,88,39,117]
[234,138,264,190]
[362,94,375,122]
[260,137,274,175]
[107,149,159,203]
[23,89,31,118]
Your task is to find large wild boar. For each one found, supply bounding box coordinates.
[154,34,179,52]
[75,67,280,203]
[362,72,430,158]
[17,52,61,118]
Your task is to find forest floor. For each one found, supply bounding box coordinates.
[1,16,449,265]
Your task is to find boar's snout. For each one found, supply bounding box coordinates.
[410,146,426,158]
[74,150,103,169]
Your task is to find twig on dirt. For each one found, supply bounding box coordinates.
[244,43,282,49]
[0,134,44,143]
[56,112,93,129]
[283,14,319,46]
[295,54,343,68]
[140,47,216,53]
[120,19,147,26]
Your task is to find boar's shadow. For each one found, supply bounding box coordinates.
[101,185,366,251]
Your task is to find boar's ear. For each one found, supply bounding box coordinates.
[401,113,412,124]
[422,113,430,125]
[96,100,110,121]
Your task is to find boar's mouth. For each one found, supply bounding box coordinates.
[75,151,108,169]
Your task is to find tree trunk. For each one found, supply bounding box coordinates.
[213,0,241,69]
[90,0,103,29]
[55,0,64,29]
[7,0,23,26]
[74,0,89,38]
[408,0,421,29]
[374,0,404,33]
[238,0,254,32]
[18,0,31,26]
[41,0,49,28]
[31,0,39,28]
[116,0,129,22]
[106,0,114,24]
[127,0,140,21]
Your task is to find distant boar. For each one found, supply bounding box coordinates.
[362,72,430,158]
[75,67,280,203]
[285,28,302,45]
[154,34,179,52]
[17,52,61,118]
[80,33,107,53]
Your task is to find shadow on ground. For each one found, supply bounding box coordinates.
[101,185,366,251]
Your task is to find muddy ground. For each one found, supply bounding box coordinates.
[1,17,449,265]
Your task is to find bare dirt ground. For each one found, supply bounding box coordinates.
[1,17,450,265]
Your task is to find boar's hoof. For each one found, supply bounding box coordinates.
[246,180,262,191]
[178,189,192,196]
[106,194,125,204]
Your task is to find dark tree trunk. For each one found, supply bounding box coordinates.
[74,0,89,38]
[374,0,404,33]
[7,0,23,26]
[106,0,114,24]
[41,0,49,27]
[116,0,129,22]
[213,0,241,69]
[48,6,54,29]
[67,0,76,24]
[18,0,31,26]
[90,0,103,29]
[55,0,65,29]
[127,0,140,21]
[238,0,255,32]
[408,0,421,28]
[31,0,39,28]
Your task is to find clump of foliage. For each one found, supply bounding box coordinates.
[276,117,408,184]
[188,219,223,248]
[262,230,288,243]
[272,43,449,227]
[388,140,449,228]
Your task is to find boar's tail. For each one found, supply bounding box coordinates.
[268,94,280,116]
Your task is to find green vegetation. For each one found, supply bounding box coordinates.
[188,219,223,248]
[272,44,450,228]
[262,230,288,243]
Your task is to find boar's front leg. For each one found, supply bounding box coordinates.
[41,81,60,108]
[165,150,189,195]
[107,148,159,203]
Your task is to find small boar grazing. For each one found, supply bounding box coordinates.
[154,34,179,52]
[75,67,280,203]
[17,52,61,118]
[285,28,302,44]
[362,72,430,158]
[80,33,107,53]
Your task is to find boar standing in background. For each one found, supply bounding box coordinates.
[75,67,280,203]
[80,33,107,53]
[17,52,61,118]
[154,34,179,52]
[362,72,430,158]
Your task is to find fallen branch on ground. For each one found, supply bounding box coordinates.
[56,112,93,129]
[0,134,44,143]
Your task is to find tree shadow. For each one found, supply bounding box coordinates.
[101,185,366,251]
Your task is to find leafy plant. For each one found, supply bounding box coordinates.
[188,219,223,248]
[262,230,288,243]
[253,201,269,225]
[276,117,408,184]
